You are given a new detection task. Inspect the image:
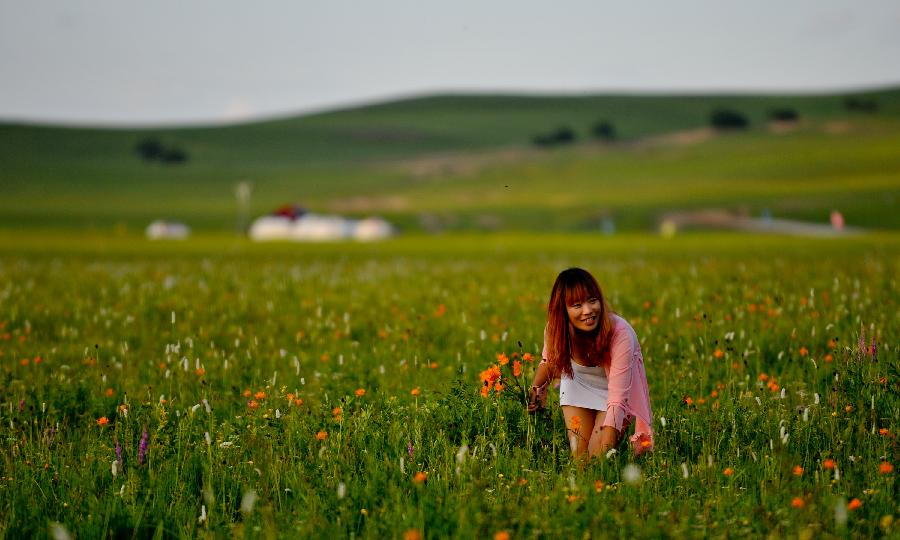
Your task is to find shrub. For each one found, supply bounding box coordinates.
[591,120,616,141]
[532,126,577,147]
[709,109,749,130]
[769,108,799,122]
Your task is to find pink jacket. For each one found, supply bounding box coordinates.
[542,314,655,455]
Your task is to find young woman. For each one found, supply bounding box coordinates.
[528,268,654,458]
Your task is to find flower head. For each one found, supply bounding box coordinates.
[96,416,109,426]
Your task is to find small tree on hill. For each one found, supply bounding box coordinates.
[843,97,878,113]
[769,108,799,122]
[709,109,749,130]
[532,126,577,148]
[591,120,616,141]
[136,138,164,162]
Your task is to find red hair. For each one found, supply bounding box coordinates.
[544,268,613,378]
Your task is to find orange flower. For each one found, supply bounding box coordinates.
[494,382,504,394]
[96,417,109,426]
[19,358,29,366]
[823,459,835,470]
[793,466,803,477]
[286,393,295,401]
[104,388,114,397]
[494,532,510,540]
[480,365,502,386]
[594,480,605,492]
[403,529,422,540]
[844,405,853,413]
[411,388,421,397]
[33,356,42,364]
[566,494,579,503]
[315,431,328,441]
[429,362,438,369]
[247,400,259,409]
[513,360,521,377]
[497,353,509,365]
[799,347,809,357]
[714,349,724,359]
[254,391,266,400]
[242,389,251,398]
[195,367,205,376]
[355,388,366,397]
[880,462,894,474]
[758,373,769,382]
[684,396,694,406]
[332,407,342,419]
[293,398,303,406]
[710,390,718,398]
[522,353,533,362]
[824,354,833,363]
[413,471,427,484]
[480,385,489,398]
[791,497,805,508]
[723,467,734,476]
[879,428,889,436]
[848,498,862,511]
[827,339,837,349]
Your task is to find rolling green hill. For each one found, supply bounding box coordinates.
[1,87,899,232]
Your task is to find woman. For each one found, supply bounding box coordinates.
[528,268,654,458]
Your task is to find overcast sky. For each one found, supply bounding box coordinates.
[2,0,899,126]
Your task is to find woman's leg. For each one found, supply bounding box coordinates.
[587,411,624,458]
[561,406,596,458]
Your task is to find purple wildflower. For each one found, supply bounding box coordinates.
[18,399,24,412]
[115,441,123,467]
[138,429,149,465]
[871,337,877,362]
[407,441,414,459]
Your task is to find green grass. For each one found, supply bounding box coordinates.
[0,232,898,538]
[2,89,899,232]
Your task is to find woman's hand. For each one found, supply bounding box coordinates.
[527,382,548,413]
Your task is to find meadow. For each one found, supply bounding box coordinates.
[1,232,897,539]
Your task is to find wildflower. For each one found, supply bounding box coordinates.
[714,349,724,359]
[879,428,889,436]
[566,494,579,503]
[823,459,835,470]
[332,407,342,419]
[115,442,123,466]
[848,498,862,511]
[513,360,521,377]
[403,529,422,540]
[195,367,205,376]
[758,373,769,382]
[793,466,803,477]
[413,471,427,484]
[254,391,266,400]
[880,462,894,474]
[799,347,809,357]
[104,388,114,397]
[824,354,833,362]
[138,429,149,465]
[355,388,366,397]
[494,382,504,394]
[791,497,805,508]
[97,417,109,426]
[242,389,251,398]
[844,405,853,413]
[723,467,734,476]
[871,337,877,361]
[494,531,510,540]
[594,480,604,492]
[523,353,533,362]
[497,353,509,365]
[411,388,421,397]
[316,431,328,441]
[684,396,694,406]
[294,398,303,406]
[247,400,258,409]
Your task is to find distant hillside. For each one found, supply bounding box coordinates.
[1,87,899,232]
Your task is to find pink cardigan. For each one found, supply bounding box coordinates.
[542,314,655,455]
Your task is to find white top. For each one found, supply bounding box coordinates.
[558,360,609,411]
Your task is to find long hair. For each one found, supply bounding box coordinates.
[545,268,614,378]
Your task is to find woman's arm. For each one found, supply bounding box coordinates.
[527,360,556,412]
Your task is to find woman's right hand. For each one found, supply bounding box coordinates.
[528,382,548,413]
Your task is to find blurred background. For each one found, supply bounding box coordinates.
[1,1,898,240]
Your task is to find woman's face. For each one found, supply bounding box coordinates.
[566,295,601,333]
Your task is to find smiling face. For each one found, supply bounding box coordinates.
[567,296,602,332]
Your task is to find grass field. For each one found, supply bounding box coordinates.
[2,88,899,233]
[1,232,897,538]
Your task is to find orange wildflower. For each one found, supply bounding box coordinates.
[293,398,303,406]
[247,400,259,409]
[710,390,718,398]
[96,417,109,426]
[799,347,809,357]
[793,466,803,477]
[758,373,769,382]
[494,382,504,394]
[684,396,694,406]
[513,360,521,377]
[497,353,509,365]
[522,353,534,362]
[195,367,205,376]
[332,407,342,419]
[315,431,328,441]
[791,497,805,508]
[254,391,266,400]
[19,358,29,366]
[429,362,438,369]
[848,498,862,511]
[403,529,422,540]
[286,393,295,401]
[413,471,427,484]
[33,356,42,364]
[411,388,421,397]
[714,349,724,359]
[880,462,894,474]
[723,468,734,476]
[594,480,605,492]
[104,388,114,397]
[823,459,835,470]
[355,388,366,397]
[242,389,251,398]
[824,354,833,363]
[566,494,579,503]
[494,532,510,540]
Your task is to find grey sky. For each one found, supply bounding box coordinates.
[2,0,899,126]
